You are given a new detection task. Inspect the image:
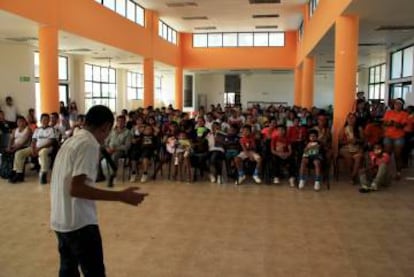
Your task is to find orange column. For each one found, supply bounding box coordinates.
[175,67,183,110]
[143,58,154,107]
[301,56,315,109]
[333,15,359,151]
[294,65,303,106]
[39,26,59,113]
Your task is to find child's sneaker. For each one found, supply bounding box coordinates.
[298,180,305,189]
[237,174,246,185]
[314,181,321,191]
[216,175,223,184]
[140,174,148,183]
[253,175,262,184]
[289,177,296,188]
[209,174,216,183]
[370,182,378,191]
[273,177,280,184]
[129,174,137,183]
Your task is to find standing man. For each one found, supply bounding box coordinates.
[50,105,148,277]
[2,96,18,129]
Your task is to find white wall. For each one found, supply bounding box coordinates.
[194,71,334,109]
[0,43,36,115]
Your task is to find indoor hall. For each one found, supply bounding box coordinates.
[1,0,414,276]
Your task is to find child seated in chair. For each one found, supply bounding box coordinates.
[136,125,157,183]
[359,143,391,193]
[298,129,322,191]
[166,131,192,182]
[234,124,262,184]
[271,125,296,187]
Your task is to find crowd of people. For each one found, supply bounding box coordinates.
[0,93,413,192]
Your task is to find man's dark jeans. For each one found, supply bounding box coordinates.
[55,225,106,277]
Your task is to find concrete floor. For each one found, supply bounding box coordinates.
[1,172,414,277]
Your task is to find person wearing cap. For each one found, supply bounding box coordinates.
[383,98,409,180]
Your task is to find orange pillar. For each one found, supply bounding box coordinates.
[333,15,359,151]
[143,58,154,107]
[175,67,183,110]
[39,26,59,113]
[301,56,315,109]
[294,65,303,106]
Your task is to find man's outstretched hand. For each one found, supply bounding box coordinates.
[119,187,148,206]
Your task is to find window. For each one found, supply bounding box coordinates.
[390,45,413,79]
[225,75,241,106]
[224,92,236,106]
[368,63,386,101]
[309,0,320,17]
[127,71,144,100]
[389,82,412,101]
[193,32,285,48]
[223,33,237,47]
[96,0,144,26]
[155,76,162,100]
[84,64,116,112]
[193,34,207,47]
[158,20,178,45]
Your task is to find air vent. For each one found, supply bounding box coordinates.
[63,48,92,52]
[118,62,142,65]
[93,56,112,60]
[182,16,208,20]
[194,26,217,30]
[326,60,335,64]
[255,25,278,29]
[252,14,279,18]
[5,37,38,42]
[249,0,281,4]
[166,2,198,7]
[376,25,414,31]
[358,43,386,47]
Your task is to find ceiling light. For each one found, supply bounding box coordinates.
[249,0,281,4]
[252,14,280,18]
[255,25,278,29]
[194,26,217,30]
[376,25,414,31]
[166,2,198,8]
[182,16,208,20]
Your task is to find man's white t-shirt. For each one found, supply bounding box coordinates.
[33,126,56,148]
[2,105,17,122]
[50,129,100,232]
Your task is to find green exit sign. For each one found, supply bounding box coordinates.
[19,76,31,82]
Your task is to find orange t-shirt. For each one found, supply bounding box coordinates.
[383,110,409,139]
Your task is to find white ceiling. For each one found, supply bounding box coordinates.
[139,0,306,32]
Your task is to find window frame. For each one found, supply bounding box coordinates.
[84,63,117,112]
[193,32,285,48]
[96,0,145,27]
[127,71,144,100]
[368,63,386,102]
[158,20,178,45]
[390,45,414,80]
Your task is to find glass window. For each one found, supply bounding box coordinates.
[391,50,402,79]
[238,33,253,47]
[223,33,237,47]
[193,34,207,47]
[85,64,116,112]
[403,46,413,77]
[135,4,144,26]
[172,31,177,44]
[208,33,222,47]
[254,33,268,47]
[269,33,284,46]
[368,63,386,101]
[127,71,144,100]
[116,0,126,16]
[126,0,136,22]
[103,0,115,10]
[34,52,40,78]
[58,56,68,80]
[158,21,163,37]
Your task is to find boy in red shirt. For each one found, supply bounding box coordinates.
[359,143,391,192]
[234,125,262,184]
[271,125,296,187]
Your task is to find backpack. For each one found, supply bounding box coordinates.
[0,152,14,179]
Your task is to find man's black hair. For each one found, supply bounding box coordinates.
[85,105,114,128]
[40,113,50,120]
[308,129,319,137]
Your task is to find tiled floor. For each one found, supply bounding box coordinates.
[1,172,414,277]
